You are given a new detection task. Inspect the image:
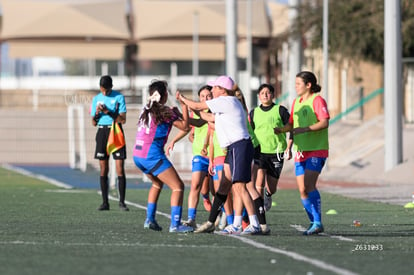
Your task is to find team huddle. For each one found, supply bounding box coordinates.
[91,72,330,236]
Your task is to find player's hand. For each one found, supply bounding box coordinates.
[208,163,215,176]
[274,127,282,134]
[284,149,292,160]
[166,142,174,157]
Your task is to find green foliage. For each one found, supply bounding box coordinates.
[295,0,413,64]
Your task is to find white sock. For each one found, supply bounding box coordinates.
[248,215,260,228]
[233,216,242,227]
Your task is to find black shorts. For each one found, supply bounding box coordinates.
[94,125,127,160]
[253,145,261,166]
[258,153,284,179]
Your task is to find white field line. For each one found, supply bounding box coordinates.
[1,164,73,189]
[45,189,92,194]
[4,170,357,275]
[113,196,358,275]
[290,224,356,242]
[231,236,358,275]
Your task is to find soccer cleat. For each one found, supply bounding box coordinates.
[169,224,194,233]
[98,203,110,211]
[303,223,324,235]
[264,193,272,212]
[183,219,197,229]
[215,224,242,235]
[260,224,271,235]
[203,198,212,212]
[144,219,162,231]
[240,224,262,235]
[119,202,129,211]
[194,221,215,233]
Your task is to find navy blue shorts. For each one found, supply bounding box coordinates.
[225,138,254,183]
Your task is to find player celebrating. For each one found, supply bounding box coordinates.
[133,80,193,233]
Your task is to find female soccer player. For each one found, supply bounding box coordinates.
[133,80,193,233]
[275,71,330,235]
[166,85,213,228]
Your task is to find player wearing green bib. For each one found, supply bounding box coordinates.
[249,84,291,213]
[167,85,213,228]
[275,71,329,235]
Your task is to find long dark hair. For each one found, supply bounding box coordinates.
[296,71,321,93]
[139,80,175,126]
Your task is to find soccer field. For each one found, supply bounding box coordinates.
[0,167,413,275]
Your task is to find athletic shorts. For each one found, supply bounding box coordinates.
[253,145,261,166]
[225,138,254,183]
[258,153,284,179]
[94,125,126,160]
[133,155,172,176]
[212,163,224,181]
[192,155,209,173]
[295,157,327,176]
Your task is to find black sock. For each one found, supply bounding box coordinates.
[208,193,227,223]
[254,197,267,225]
[118,176,126,204]
[100,176,109,205]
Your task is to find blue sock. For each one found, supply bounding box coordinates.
[301,198,314,223]
[147,203,157,222]
[171,206,182,228]
[308,190,322,224]
[226,213,234,225]
[188,208,196,221]
[242,208,248,219]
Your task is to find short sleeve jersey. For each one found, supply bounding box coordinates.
[91,90,126,125]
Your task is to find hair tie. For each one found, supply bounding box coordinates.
[146,91,161,109]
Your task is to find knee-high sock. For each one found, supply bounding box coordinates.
[171,206,182,228]
[118,176,126,203]
[188,208,196,221]
[208,193,227,223]
[147,202,157,222]
[100,176,108,204]
[308,190,322,223]
[301,197,314,223]
[254,197,267,225]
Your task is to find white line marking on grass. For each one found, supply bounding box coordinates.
[2,164,73,189]
[290,224,356,242]
[109,195,171,219]
[108,197,357,275]
[231,236,358,275]
[45,189,93,194]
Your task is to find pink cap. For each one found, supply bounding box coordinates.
[207,75,234,90]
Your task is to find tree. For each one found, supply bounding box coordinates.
[295,0,414,64]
